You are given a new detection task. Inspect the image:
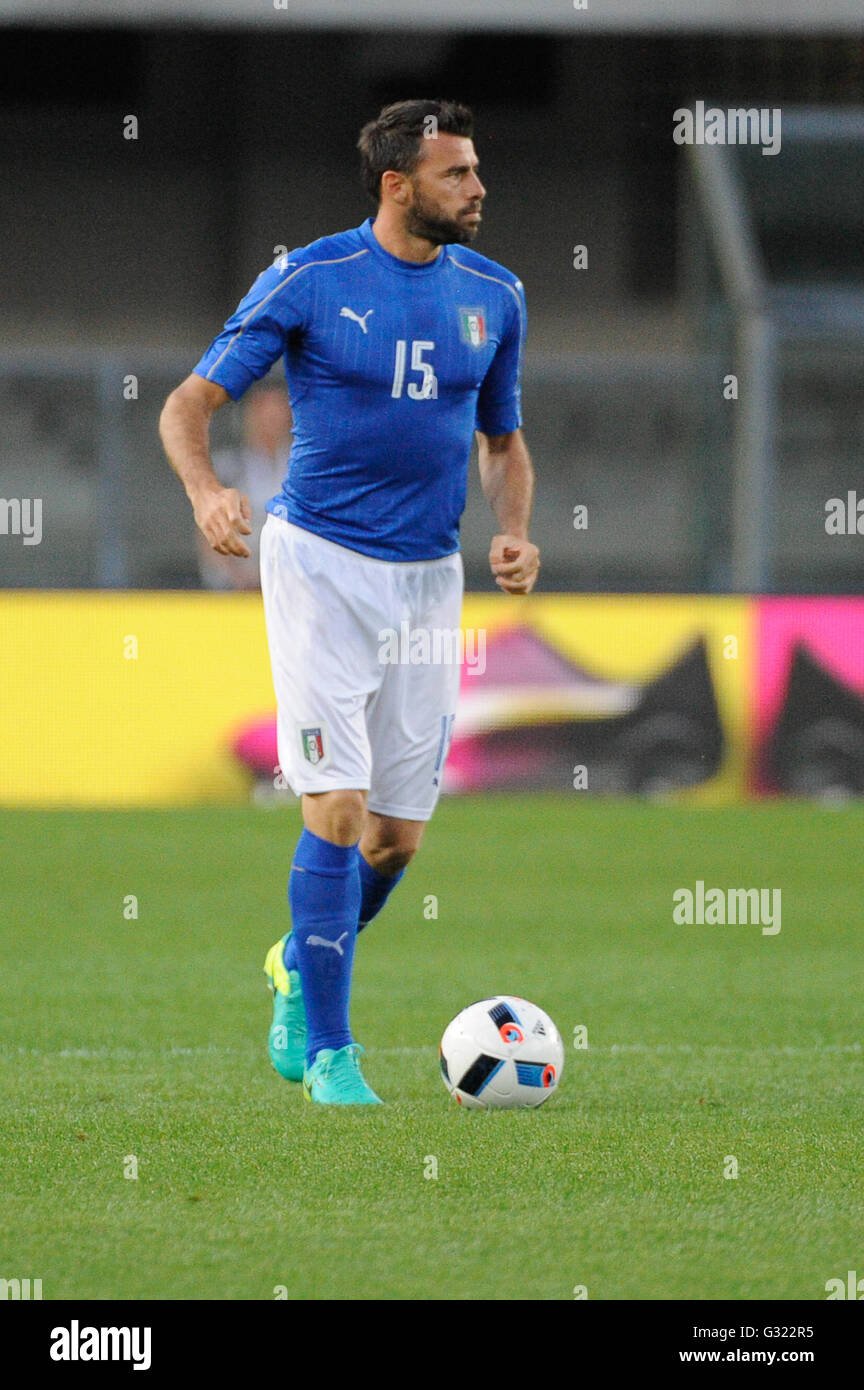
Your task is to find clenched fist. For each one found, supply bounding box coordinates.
[490,534,540,595]
[192,485,253,558]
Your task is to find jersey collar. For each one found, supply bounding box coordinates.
[358,218,447,275]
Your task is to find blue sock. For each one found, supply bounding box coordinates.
[287,829,360,1066]
[358,855,404,931]
[283,853,404,968]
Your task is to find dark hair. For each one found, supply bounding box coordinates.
[357,99,474,204]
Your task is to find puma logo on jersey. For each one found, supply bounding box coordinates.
[306,931,349,956]
[340,306,373,333]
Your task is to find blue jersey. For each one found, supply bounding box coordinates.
[192,218,526,561]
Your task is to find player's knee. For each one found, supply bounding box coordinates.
[302,789,366,846]
[363,843,418,877]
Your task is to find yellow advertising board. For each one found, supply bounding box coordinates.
[0,592,752,806]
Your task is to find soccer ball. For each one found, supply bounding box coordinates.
[439,996,564,1110]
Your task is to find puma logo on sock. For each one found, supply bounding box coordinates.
[306,931,349,957]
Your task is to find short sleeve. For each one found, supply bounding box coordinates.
[193,259,308,401]
[475,279,527,437]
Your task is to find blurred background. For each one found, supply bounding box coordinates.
[1,0,863,805]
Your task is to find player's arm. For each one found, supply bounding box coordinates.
[477,427,540,595]
[159,373,253,558]
[161,255,304,558]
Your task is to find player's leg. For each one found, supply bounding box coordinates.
[362,550,464,919]
[356,812,425,932]
[282,787,369,970]
[288,788,381,1103]
[259,516,383,1102]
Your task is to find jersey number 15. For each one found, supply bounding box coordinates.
[391,340,438,401]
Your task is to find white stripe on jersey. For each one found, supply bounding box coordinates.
[205,248,370,381]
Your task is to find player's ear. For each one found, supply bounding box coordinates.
[381,170,410,204]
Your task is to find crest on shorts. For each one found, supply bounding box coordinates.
[300,725,326,765]
[458,306,487,348]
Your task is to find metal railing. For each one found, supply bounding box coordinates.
[686,106,864,593]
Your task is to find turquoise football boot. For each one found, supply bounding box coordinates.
[302,1043,383,1105]
[263,934,306,1082]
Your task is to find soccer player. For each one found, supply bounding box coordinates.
[159,99,539,1105]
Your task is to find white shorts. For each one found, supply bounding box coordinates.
[259,514,463,821]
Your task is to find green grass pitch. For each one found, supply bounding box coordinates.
[1,797,862,1301]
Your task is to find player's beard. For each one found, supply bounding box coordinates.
[405,184,481,246]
